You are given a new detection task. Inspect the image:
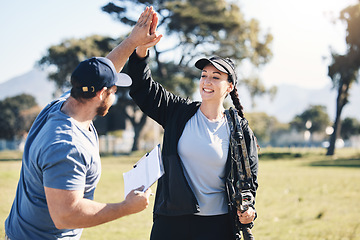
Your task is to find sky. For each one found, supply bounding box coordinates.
[0,0,358,89]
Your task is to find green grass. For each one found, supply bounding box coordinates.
[1,148,360,240]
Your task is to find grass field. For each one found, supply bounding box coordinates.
[1,148,360,240]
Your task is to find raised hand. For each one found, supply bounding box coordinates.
[128,6,162,47]
[135,7,163,58]
[106,6,162,72]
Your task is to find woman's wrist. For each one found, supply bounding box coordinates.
[136,47,148,58]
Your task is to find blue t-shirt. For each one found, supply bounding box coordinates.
[178,108,229,216]
[5,93,101,240]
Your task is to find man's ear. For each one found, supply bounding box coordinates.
[97,87,108,100]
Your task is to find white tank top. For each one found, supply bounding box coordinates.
[178,108,230,215]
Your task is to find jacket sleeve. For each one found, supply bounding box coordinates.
[127,51,187,128]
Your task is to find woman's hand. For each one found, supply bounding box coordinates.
[135,8,162,58]
[106,6,163,72]
[238,207,256,224]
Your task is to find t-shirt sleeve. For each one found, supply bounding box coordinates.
[41,142,87,191]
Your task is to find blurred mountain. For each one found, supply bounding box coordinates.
[1,69,359,123]
[242,83,360,123]
[0,69,56,106]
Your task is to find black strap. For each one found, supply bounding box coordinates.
[225,108,253,185]
[225,107,255,240]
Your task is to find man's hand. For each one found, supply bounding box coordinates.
[44,186,152,229]
[123,186,152,215]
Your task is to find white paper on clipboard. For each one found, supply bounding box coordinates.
[123,144,164,197]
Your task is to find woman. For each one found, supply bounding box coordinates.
[127,11,259,240]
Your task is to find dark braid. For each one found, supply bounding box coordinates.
[223,58,244,118]
[229,86,245,118]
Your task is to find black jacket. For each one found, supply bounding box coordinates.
[127,51,258,217]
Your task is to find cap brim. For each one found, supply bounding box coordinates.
[195,58,228,74]
[115,73,132,87]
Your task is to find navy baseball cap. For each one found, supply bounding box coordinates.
[71,57,132,93]
[195,56,237,85]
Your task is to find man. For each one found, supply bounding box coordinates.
[5,6,162,240]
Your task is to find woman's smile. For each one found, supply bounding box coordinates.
[202,87,214,93]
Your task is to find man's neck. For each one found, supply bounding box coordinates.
[61,97,95,131]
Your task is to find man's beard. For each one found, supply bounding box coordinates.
[96,98,111,117]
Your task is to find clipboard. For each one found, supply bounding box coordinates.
[123,144,164,197]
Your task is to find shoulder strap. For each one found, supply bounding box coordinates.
[225,108,244,182]
[225,108,253,184]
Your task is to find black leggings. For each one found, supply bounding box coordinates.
[150,214,234,240]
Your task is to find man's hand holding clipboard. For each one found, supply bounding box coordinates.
[123,144,164,198]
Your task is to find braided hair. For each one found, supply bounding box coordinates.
[224,58,245,118]
[229,86,244,118]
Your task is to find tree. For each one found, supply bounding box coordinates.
[102,0,274,101]
[290,105,331,142]
[246,112,285,145]
[39,1,274,152]
[0,94,39,140]
[327,1,360,155]
[341,117,360,140]
[101,0,274,151]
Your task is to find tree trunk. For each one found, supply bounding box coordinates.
[326,115,340,156]
[326,83,349,155]
[131,113,147,152]
[119,103,149,153]
[154,46,167,79]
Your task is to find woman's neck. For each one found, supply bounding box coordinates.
[199,102,225,121]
